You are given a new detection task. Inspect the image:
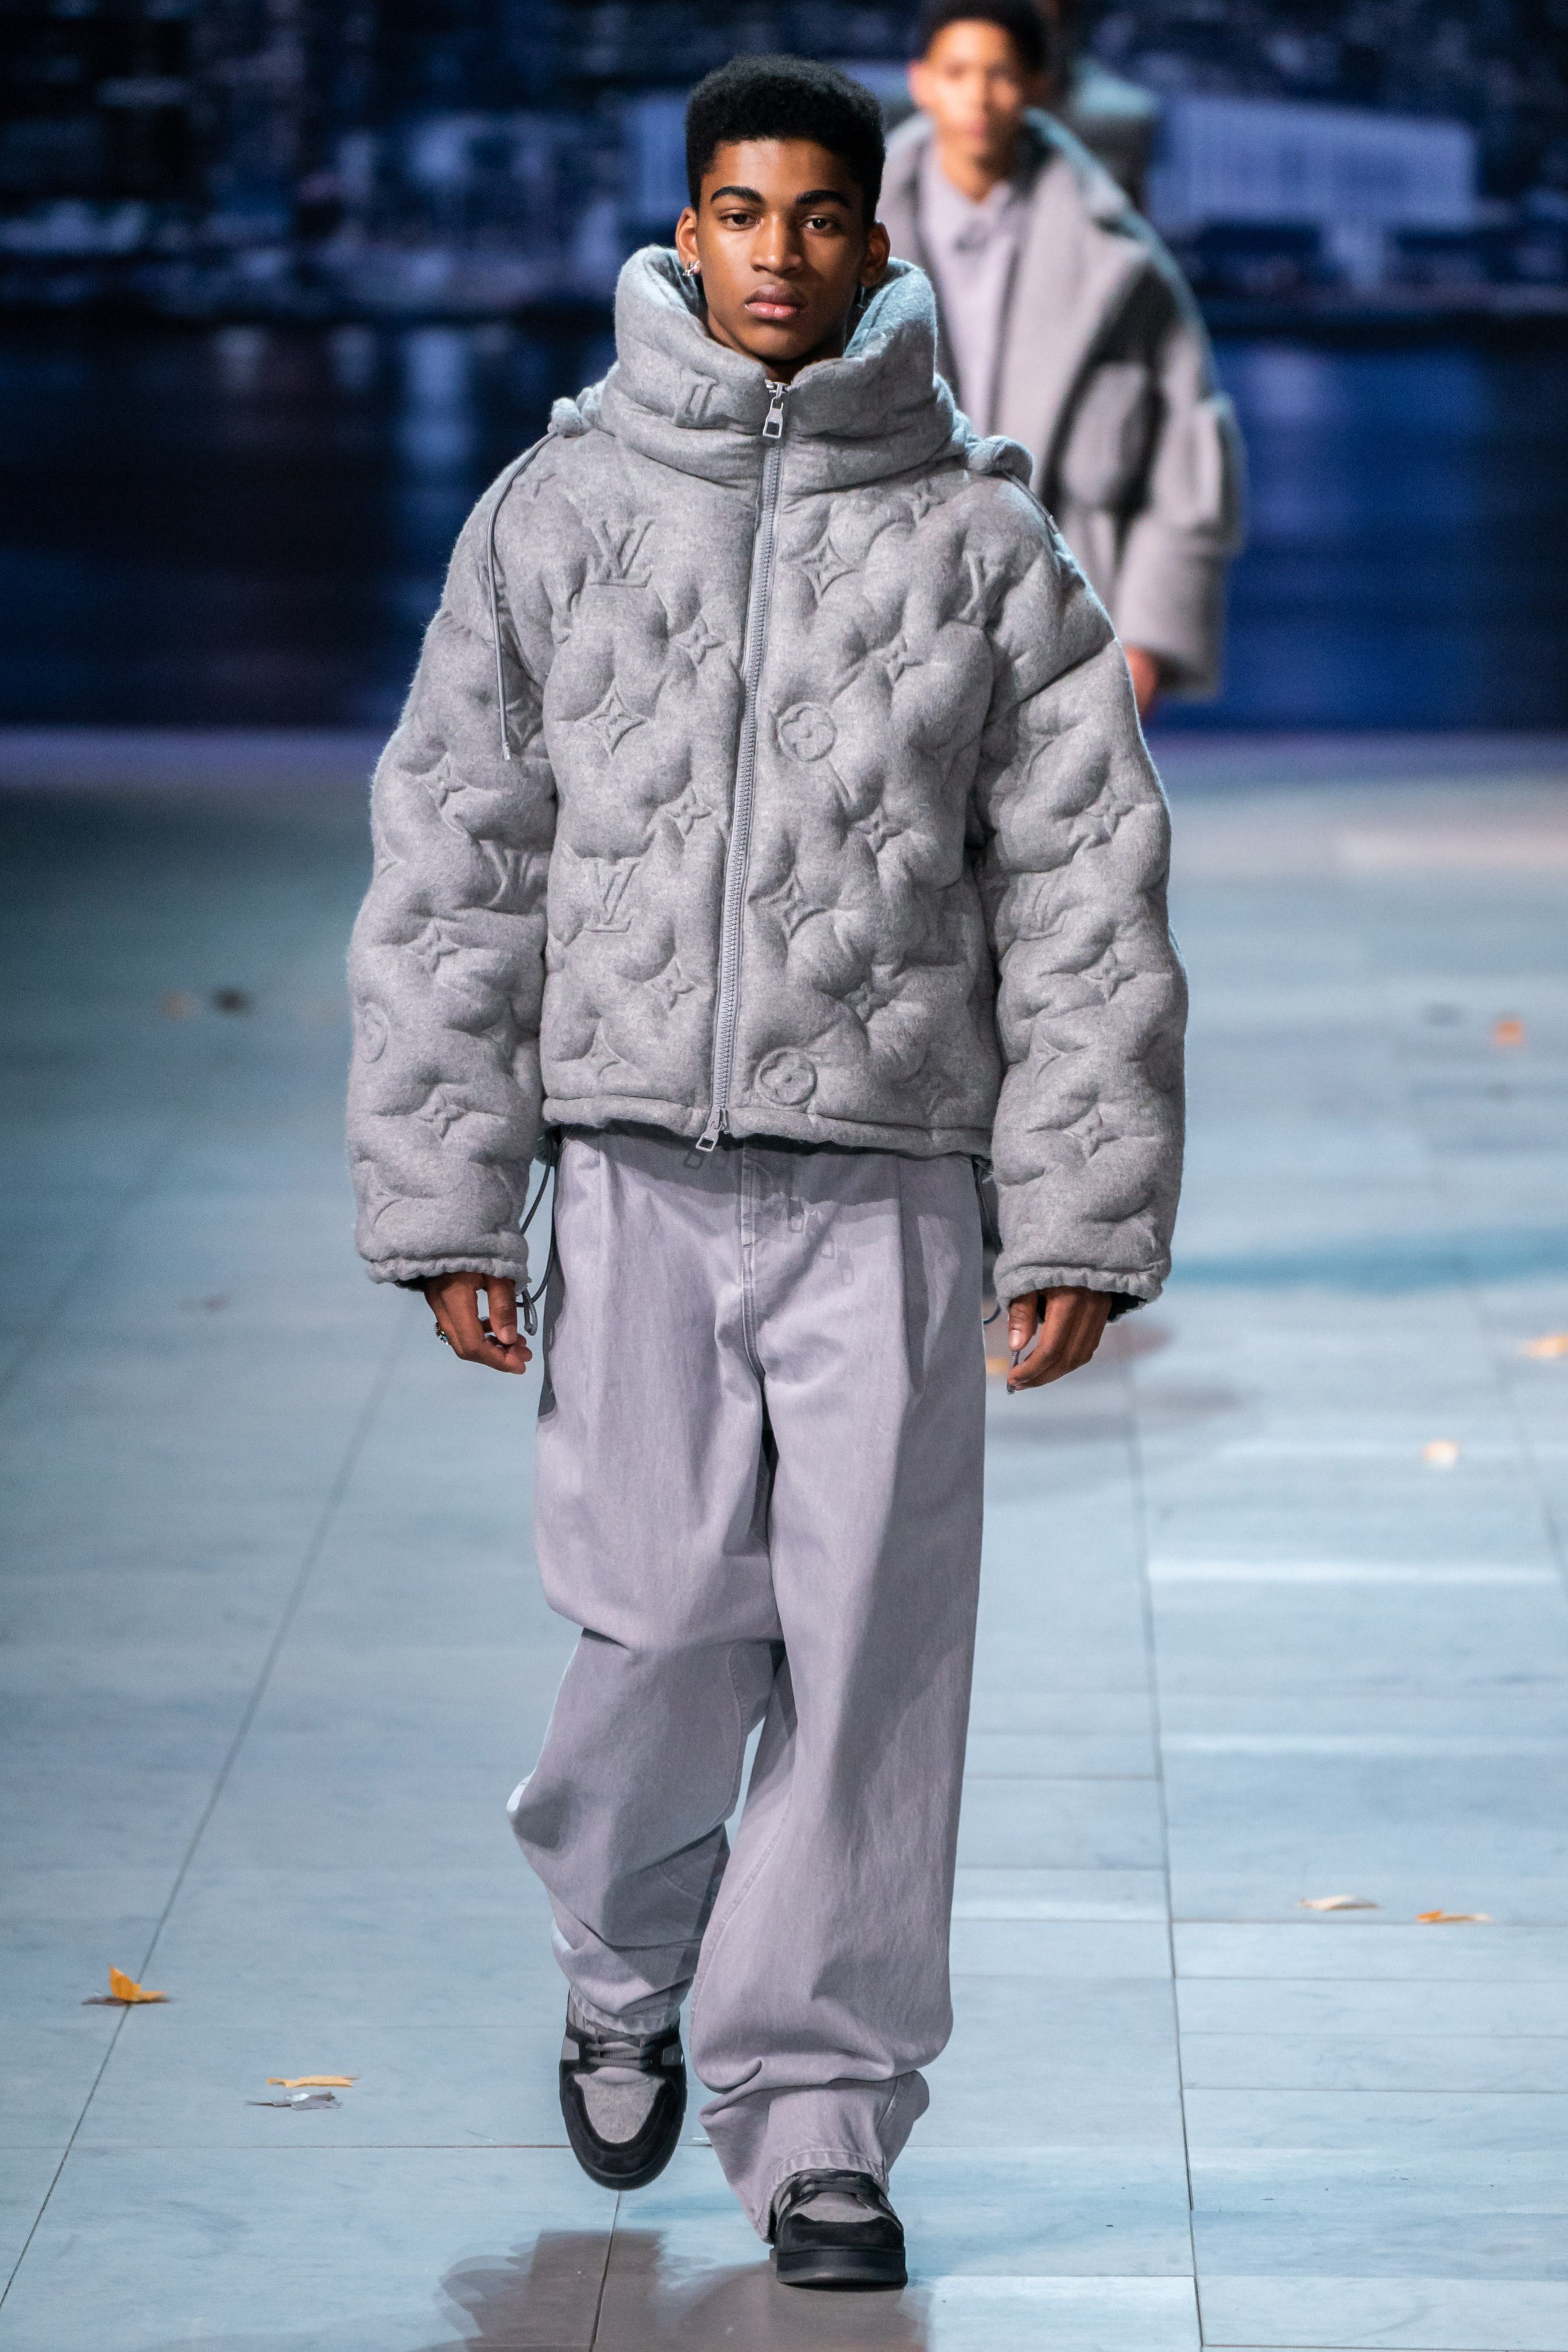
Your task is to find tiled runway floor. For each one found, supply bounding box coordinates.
[1,734,1566,2350]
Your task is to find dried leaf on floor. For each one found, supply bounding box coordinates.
[1422,1439,1461,1467]
[1523,1334,1568,1359]
[82,1966,168,2006]
[247,2090,342,2109]
[1492,1017,1526,1046]
[266,2075,357,2088]
[1416,1909,1490,1923]
[1299,1895,1378,1911]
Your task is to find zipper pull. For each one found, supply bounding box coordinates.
[762,381,787,441]
[695,1105,729,1153]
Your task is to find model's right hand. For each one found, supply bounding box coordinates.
[423,1272,532,1374]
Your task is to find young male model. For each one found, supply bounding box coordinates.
[886,0,1245,714]
[347,53,1184,2292]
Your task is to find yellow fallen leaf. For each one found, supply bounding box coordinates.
[1422,1440,1460,1468]
[266,2075,357,2088]
[1416,1909,1490,1924]
[109,1966,167,2003]
[1492,1017,1526,1047]
[1523,1334,1568,1359]
[1299,1895,1378,1912]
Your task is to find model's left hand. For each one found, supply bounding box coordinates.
[423,1271,533,1374]
[1006,1286,1112,1390]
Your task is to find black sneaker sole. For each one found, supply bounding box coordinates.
[775,2246,908,2290]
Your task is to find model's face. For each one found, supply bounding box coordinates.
[908,21,1047,171]
[675,138,890,382]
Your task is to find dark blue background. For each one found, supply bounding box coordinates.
[3,320,1565,730]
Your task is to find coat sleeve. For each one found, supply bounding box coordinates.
[974,501,1186,1310]
[1110,276,1246,699]
[346,467,558,1287]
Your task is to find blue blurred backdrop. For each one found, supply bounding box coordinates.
[3,2,1567,729]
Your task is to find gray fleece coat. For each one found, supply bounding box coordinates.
[881,111,1246,697]
[347,249,1186,1310]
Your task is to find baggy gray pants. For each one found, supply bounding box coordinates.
[508,1126,986,2233]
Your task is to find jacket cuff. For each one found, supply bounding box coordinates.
[993,1263,1163,1313]
[366,1251,531,1290]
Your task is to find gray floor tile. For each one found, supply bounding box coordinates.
[1190,2148,1568,2280]
[72,2018,582,2152]
[138,1863,564,2027]
[1179,2030,1568,2092]
[965,1693,1155,1738]
[1169,1873,1568,1925]
[951,1869,1167,1922]
[1149,1582,1568,1696]
[0,1878,168,2020]
[1197,2274,1568,2350]
[896,2147,1195,2278]
[0,2147,614,2351]
[0,2016,122,2149]
[1174,1922,1568,1981]
[965,1731,1157,1778]
[949,1920,1172,1980]
[1175,1977,1568,2038]
[0,2149,64,2282]
[928,1981,1184,2149]
[956,1780,1165,1871]
[1184,2085,1567,2155]
[1162,1751,1568,1880]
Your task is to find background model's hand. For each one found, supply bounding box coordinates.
[1006,1286,1112,1391]
[1124,644,1163,718]
[423,1272,532,1374]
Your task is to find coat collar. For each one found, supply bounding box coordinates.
[593,246,980,493]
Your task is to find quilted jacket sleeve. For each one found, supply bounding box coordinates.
[975,502,1186,1310]
[346,467,558,1287]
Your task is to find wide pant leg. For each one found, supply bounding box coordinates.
[508,1126,985,2233]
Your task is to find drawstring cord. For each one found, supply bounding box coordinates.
[516,1151,558,1339]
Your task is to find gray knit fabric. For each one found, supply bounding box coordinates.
[347,247,1186,1309]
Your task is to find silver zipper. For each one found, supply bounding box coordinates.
[697,378,788,1149]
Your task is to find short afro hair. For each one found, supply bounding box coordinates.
[685,54,886,222]
[913,0,1051,77]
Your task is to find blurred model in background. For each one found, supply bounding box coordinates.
[882,0,1245,714]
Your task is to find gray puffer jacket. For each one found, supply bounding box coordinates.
[347,249,1186,1310]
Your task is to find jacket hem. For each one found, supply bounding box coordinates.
[543,1092,994,1161]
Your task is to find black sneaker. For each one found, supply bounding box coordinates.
[771,2168,908,2290]
[558,2012,686,2191]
